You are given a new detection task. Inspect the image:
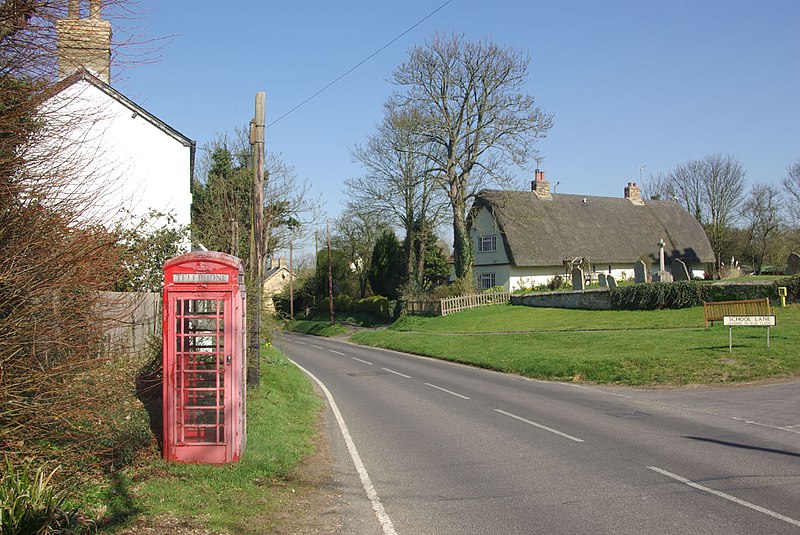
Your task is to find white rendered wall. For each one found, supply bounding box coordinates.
[41,80,192,229]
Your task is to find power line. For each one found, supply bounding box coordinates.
[266,0,453,129]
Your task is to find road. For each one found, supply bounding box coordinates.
[275,332,800,535]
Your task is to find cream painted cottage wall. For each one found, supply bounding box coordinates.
[43,77,193,229]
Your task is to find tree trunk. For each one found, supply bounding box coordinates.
[452,200,473,284]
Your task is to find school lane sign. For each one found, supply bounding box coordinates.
[723,316,776,327]
[723,315,777,352]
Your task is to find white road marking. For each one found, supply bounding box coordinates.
[382,367,411,379]
[289,358,398,535]
[648,466,800,527]
[494,409,585,443]
[295,341,307,345]
[425,383,470,399]
[310,344,324,350]
[352,357,373,365]
[329,349,345,356]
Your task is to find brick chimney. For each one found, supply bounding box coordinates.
[624,182,644,205]
[531,169,552,200]
[57,0,112,84]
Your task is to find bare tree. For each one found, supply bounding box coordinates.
[347,103,447,287]
[782,158,800,223]
[331,207,389,298]
[1,0,163,486]
[645,154,746,269]
[192,129,317,268]
[390,33,553,285]
[741,183,784,273]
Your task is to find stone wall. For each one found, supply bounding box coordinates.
[511,288,612,310]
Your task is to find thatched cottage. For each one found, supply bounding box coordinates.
[468,171,715,291]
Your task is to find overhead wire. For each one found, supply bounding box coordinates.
[266,0,453,130]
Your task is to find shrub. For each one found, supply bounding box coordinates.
[546,275,565,291]
[774,274,800,302]
[611,281,706,310]
[484,285,507,294]
[334,295,353,312]
[0,458,90,535]
[353,296,391,319]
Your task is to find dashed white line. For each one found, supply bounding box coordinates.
[288,358,398,535]
[648,466,800,527]
[295,341,307,345]
[310,344,324,350]
[425,383,470,399]
[329,349,345,356]
[352,357,373,365]
[382,367,411,379]
[494,409,585,443]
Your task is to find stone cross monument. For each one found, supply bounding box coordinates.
[653,238,673,283]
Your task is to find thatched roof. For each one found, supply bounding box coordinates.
[470,190,715,267]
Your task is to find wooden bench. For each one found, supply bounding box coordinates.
[702,298,774,328]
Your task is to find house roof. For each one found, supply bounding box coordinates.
[48,68,196,174]
[470,189,715,267]
[264,264,292,283]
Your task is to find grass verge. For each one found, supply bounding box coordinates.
[284,319,348,337]
[351,304,800,386]
[108,346,322,533]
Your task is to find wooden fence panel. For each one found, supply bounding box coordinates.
[440,291,510,316]
[96,291,161,357]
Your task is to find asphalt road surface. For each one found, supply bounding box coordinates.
[276,332,800,535]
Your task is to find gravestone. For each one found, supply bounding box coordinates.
[788,252,800,276]
[607,275,617,288]
[598,273,607,287]
[653,271,673,283]
[634,260,647,284]
[672,259,690,281]
[572,267,584,291]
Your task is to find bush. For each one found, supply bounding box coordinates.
[0,458,90,535]
[774,274,800,302]
[611,281,706,310]
[334,295,353,312]
[353,296,391,319]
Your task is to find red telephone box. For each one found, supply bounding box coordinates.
[162,251,246,463]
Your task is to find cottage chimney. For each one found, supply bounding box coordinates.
[57,0,112,83]
[624,182,644,205]
[531,169,552,200]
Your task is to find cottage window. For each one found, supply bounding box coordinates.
[477,235,497,253]
[478,272,496,290]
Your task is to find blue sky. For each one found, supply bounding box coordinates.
[111,0,799,247]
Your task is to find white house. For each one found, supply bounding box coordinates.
[40,0,194,230]
[468,171,716,291]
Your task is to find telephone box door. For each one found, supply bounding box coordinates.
[165,291,233,463]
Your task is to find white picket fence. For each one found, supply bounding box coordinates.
[440,291,511,316]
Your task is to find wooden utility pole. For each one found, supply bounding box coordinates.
[289,241,294,320]
[327,223,334,326]
[248,92,265,387]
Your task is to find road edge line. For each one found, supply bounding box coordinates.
[288,357,398,535]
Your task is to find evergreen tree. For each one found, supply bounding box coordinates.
[368,230,405,300]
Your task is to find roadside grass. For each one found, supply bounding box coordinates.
[351,304,800,386]
[284,310,392,337]
[118,346,321,533]
[284,319,348,337]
